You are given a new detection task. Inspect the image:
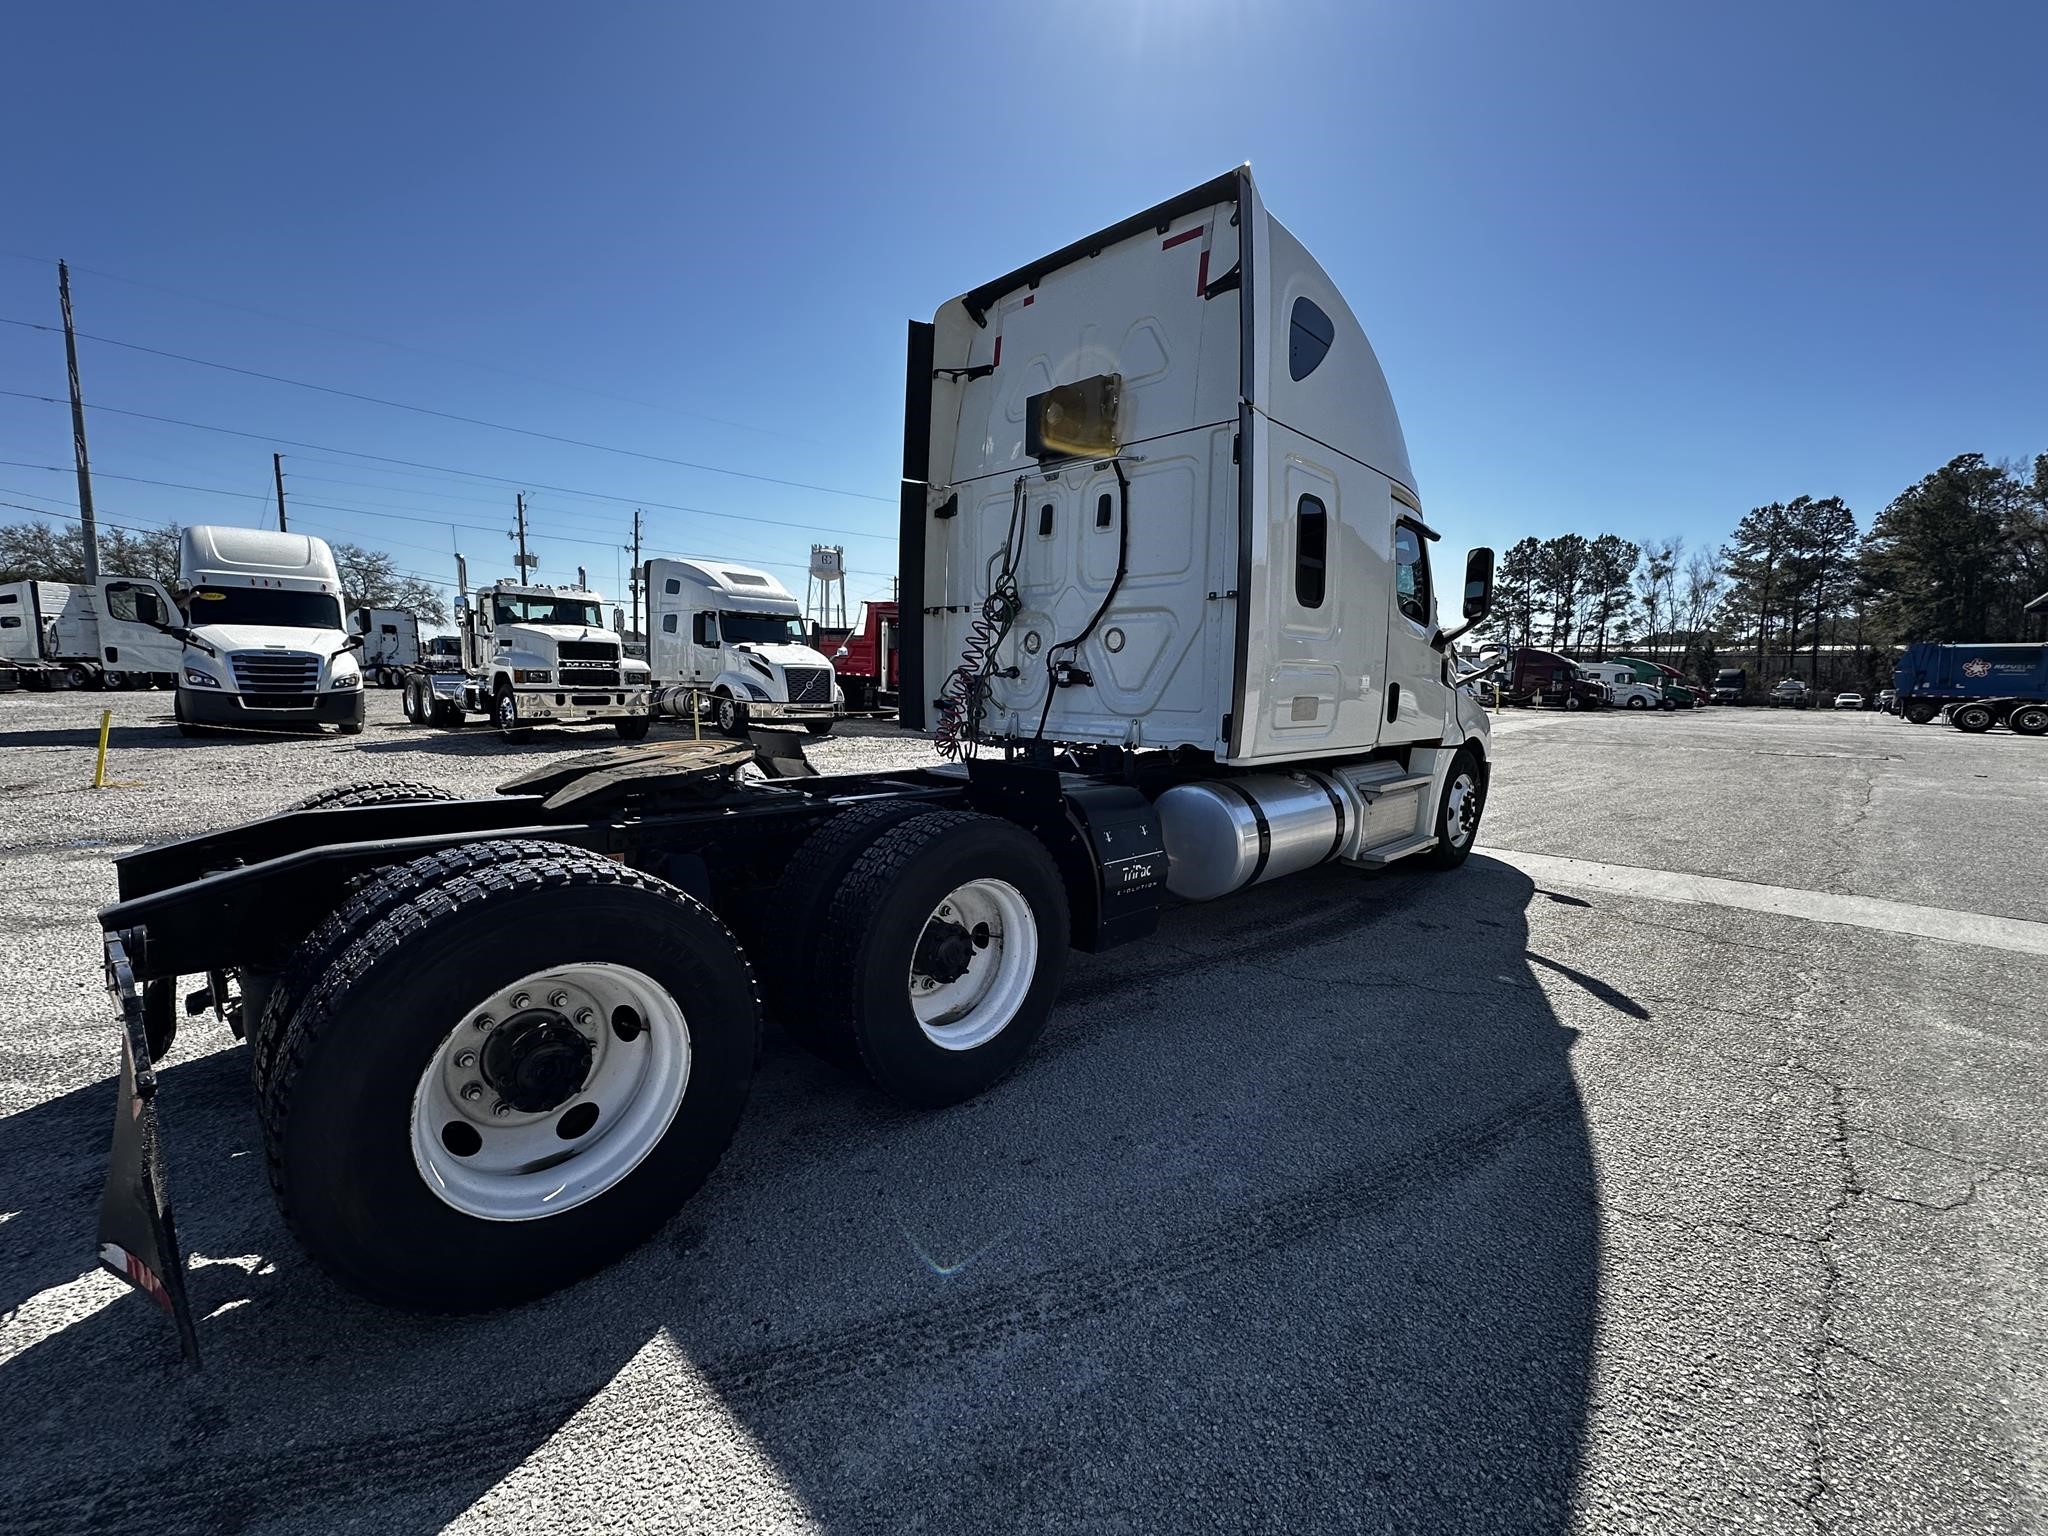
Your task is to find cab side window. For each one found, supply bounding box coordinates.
[1295,496,1327,609]
[1394,524,1432,627]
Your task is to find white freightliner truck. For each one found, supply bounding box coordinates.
[0,576,183,690]
[351,606,423,687]
[642,556,842,736]
[84,168,1498,1359]
[400,576,653,738]
[172,527,367,736]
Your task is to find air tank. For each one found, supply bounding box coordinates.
[1155,772,1356,901]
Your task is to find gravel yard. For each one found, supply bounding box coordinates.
[1,689,2043,1534]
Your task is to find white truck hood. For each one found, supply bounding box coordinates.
[189,622,350,656]
[733,641,832,671]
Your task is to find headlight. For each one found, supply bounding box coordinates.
[514,668,552,684]
[183,667,221,689]
[331,671,361,690]
[742,682,770,701]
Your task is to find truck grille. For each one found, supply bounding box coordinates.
[558,640,622,688]
[229,651,320,699]
[785,666,832,705]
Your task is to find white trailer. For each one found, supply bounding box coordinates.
[84,168,1502,1359]
[351,607,422,686]
[0,577,183,690]
[642,557,842,736]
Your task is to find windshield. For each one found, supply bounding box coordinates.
[186,586,342,630]
[720,611,808,646]
[492,594,603,628]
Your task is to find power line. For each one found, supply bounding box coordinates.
[0,314,892,504]
[0,389,898,542]
[0,249,820,445]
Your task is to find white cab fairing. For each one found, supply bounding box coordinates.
[910,167,1471,770]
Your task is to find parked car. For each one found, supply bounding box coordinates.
[1833,692,1864,711]
[1768,679,1812,709]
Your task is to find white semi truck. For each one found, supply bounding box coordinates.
[0,577,183,690]
[169,527,366,736]
[84,167,1499,1359]
[351,606,423,687]
[642,556,842,736]
[401,577,652,738]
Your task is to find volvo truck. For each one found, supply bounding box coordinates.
[80,167,1501,1360]
[402,578,652,737]
[642,557,842,736]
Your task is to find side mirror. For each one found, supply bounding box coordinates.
[1462,547,1495,622]
[343,632,365,652]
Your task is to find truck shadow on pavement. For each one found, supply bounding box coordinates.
[0,856,1599,1535]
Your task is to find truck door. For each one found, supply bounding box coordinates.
[1379,516,1451,745]
[95,579,184,675]
[688,611,723,683]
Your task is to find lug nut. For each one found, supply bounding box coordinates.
[492,1100,514,1118]
[576,1008,596,1028]
[461,1082,485,1102]
[512,992,531,1009]
[474,1015,495,1032]
[454,1049,477,1069]
[549,990,570,1009]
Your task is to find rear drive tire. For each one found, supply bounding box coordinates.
[2007,703,2048,737]
[1952,702,1996,733]
[804,719,835,737]
[614,715,651,741]
[1424,748,1487,870]
[761,799,945,1051]
[403,676,427,723]
[812,810,1068,1107]
[262,842,759,1311]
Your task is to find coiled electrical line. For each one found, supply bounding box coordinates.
[933,478,1027,759]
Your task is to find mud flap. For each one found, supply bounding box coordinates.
[96,931,201,1364]
[746,725,817,779]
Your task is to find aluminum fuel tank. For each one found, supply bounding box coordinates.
[1154,772,1355,900]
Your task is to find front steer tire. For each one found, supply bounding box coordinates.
[812,810,1068,1108]
[261,842,759,1312]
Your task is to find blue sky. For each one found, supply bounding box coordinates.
[3,0,2042,610]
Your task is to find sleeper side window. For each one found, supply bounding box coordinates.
[1289,297,1334,381]
[1394,523,1432,627]
[1295,495,1328,609]
[661,613,678,634]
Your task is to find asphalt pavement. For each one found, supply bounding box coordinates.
[0,689,2041,1534]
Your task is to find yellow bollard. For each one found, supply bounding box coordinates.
[692,689,701,742]
[93,707,112,789]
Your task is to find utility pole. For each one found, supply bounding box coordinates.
[58,262,100,583]
[273,452,288,532]
[624,508,644,640]
[512,492,537,580]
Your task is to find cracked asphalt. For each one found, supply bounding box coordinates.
[0,690,2042,1533]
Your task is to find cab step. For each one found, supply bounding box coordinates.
[1353,833,1438,868]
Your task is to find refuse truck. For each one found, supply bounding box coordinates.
[1893,641,2048,734]
[85,166,1501,1360]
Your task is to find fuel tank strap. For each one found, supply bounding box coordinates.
[1309,772,1347,864]
[1211,779,1272,887]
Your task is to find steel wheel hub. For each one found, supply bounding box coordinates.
[1446,772,1480,848]
[409,962,690,1221]
[907,878,1037,1052]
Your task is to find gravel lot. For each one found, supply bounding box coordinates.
[1,688,2042,1534]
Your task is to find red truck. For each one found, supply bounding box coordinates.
[818,599,898,712]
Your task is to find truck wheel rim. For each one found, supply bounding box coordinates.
[717,697,737,732]
[907,878,1037,1052]
[409,962,690,1222]
[496,692,516,728]
[1445,771,1480,849]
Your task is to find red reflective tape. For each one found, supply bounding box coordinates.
[1021,294,1034,306]
[1161,226,1205,251]
[992,335,1002,368]
[1197,249,1210,296]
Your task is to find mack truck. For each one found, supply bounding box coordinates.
[83,167,1501,1360]
[400,577,653,738]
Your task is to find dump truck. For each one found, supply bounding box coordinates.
[86,167,1500,1360]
